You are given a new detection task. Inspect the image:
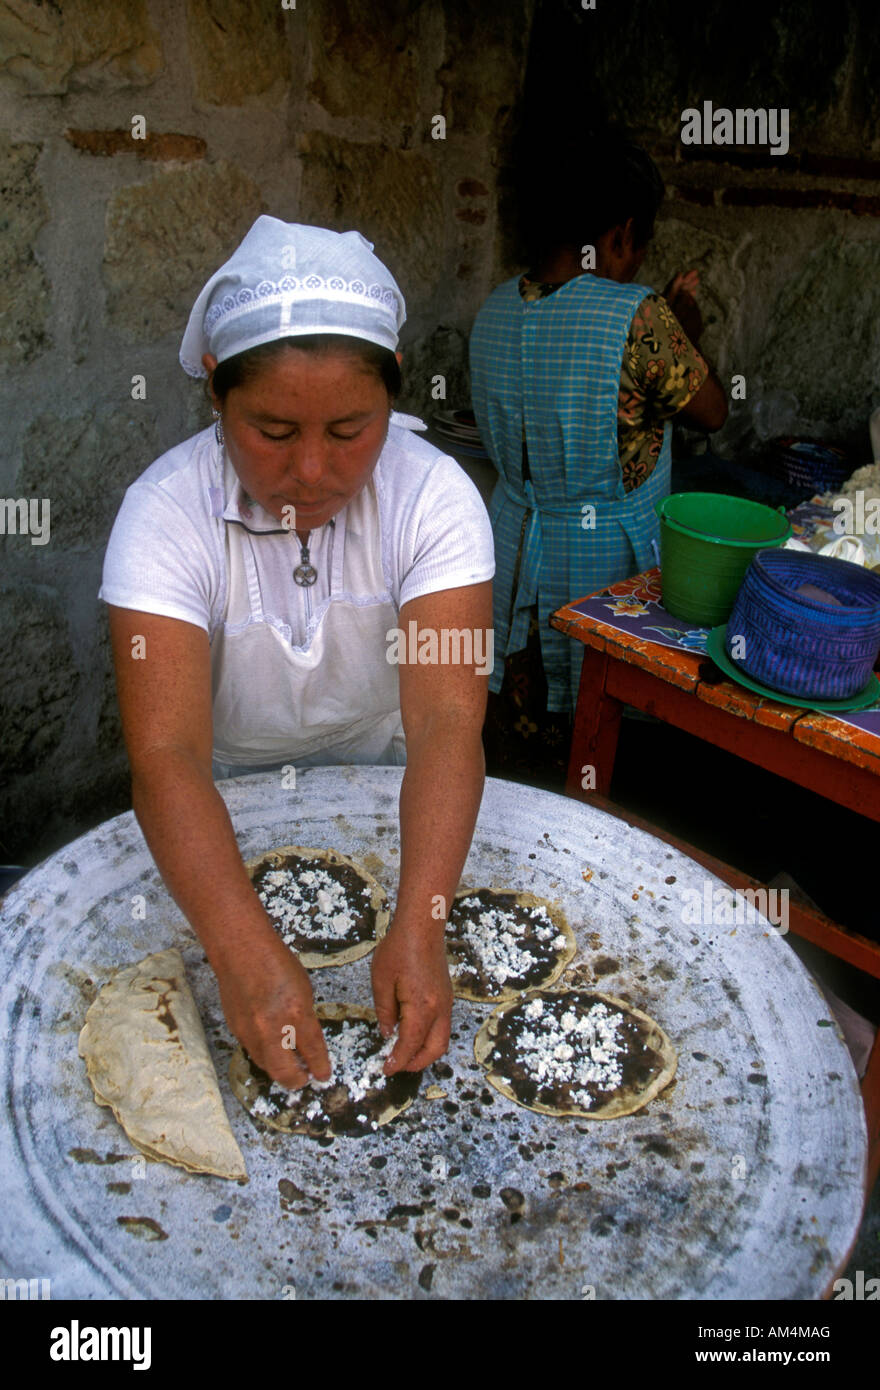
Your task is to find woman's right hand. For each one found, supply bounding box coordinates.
[213,929,332,1090]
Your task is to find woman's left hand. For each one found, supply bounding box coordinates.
[662,269,703,343]
[663,268,700,304]
[371,919,453,1074]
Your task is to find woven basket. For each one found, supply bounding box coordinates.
[767,438,852,493]
[726,550,880,699]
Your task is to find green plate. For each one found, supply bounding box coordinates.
[706,625,880,712]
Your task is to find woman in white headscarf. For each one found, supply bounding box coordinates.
[100,217,495,1090]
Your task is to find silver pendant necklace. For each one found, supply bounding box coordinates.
[292,518,333,586]
[293,537,318,586]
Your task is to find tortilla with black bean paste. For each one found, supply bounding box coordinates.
[229,1003,421,1138]
[475,988,677,1119]
[445,888,576,1002]
[245,845,389,968]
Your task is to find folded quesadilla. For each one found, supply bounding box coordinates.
[78,947,247,1180]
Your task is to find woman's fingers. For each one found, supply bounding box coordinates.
[249,1002,332,1089]
[384,997,451,1074]
[258,1044,312,1091]
[664,269,701,304]
[370,921,453,1073]
[290,1008,333,1082]
[371,944,400,1039]
[236,1007,327,1090]
[401,1014,452,1074]
[385,1005,427,1074]
[216,934,333,1088]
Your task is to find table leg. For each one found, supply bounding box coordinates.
[565,648,623,800]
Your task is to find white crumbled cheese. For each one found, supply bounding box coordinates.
[257,864,371,946]
[251,1093,279,1118]
[447,897,563,987]
[262,1021,399,1125]
[506,998,626,1109]
[309,1074,335,1092]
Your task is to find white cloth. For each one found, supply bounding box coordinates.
[99,414,495,766]
[179,217,406,375]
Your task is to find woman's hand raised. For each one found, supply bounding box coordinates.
[662,269,703,344]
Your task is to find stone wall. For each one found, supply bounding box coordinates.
[0,0,534,861]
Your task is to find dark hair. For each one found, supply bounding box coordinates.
[210,333,401,402]
[517,137,665,265]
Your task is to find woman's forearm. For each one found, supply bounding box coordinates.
[129,749,275,969]
[395,718,486,933]
[130,749,333,1084]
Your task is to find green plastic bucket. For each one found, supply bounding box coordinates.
[655,492,792,626]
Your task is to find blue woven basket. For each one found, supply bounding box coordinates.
[726,550,880,699]
[768,438,852,493]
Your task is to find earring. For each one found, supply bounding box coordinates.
[213,409,224,446]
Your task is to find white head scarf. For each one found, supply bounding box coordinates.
[179,216,406,377]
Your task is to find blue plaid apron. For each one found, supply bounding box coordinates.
[470,273,672,714]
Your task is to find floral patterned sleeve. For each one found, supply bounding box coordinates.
[617,292,710,490]
[622,293,709,423]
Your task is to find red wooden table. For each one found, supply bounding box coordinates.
[551,566,880,1193]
